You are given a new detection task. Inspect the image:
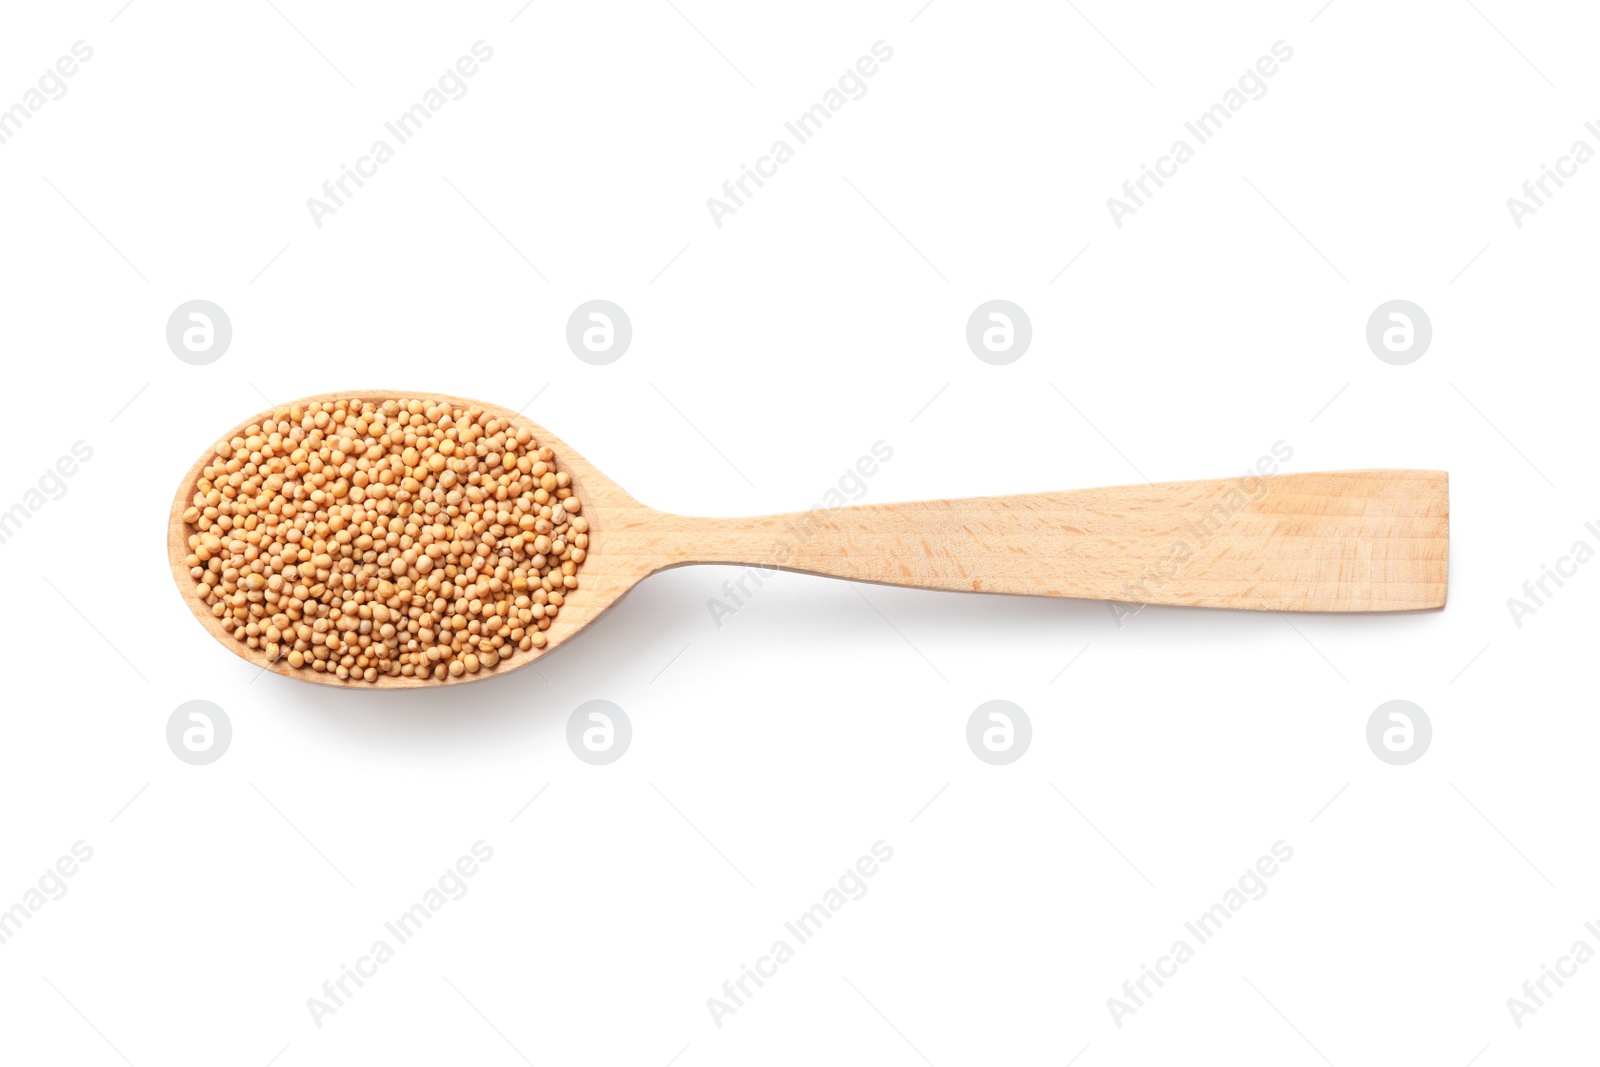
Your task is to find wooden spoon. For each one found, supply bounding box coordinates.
[169,391,1448,687]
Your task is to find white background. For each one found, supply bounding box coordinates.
[1,1,1595,1064]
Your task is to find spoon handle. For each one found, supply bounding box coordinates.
[663,470,1447,613]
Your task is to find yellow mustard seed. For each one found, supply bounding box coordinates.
[183,398,585,683]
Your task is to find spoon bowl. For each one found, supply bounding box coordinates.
[169,390,657,688]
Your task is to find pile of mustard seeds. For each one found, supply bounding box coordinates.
[181,397,587,683]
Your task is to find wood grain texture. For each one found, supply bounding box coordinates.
[169,392,1448,688]
[660,469,1449,613]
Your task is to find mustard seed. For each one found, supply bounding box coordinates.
[182,397,585,683]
